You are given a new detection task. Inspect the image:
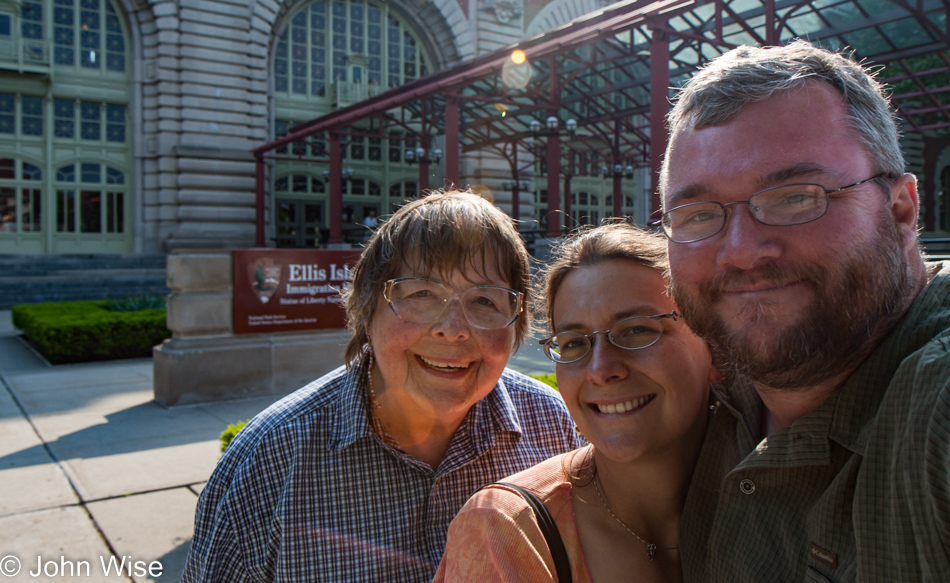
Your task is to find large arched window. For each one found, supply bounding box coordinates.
[274,0,430,100]
[53,0,126,72]
[271,0,434,246]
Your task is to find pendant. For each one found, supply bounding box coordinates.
[646,543,657,562]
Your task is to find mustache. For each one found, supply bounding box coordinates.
[699,262,827,297]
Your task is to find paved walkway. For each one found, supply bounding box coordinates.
[0,311,554,582]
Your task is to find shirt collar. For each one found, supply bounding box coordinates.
[327,354,376,451]
[463,373,524,457]
[712,261,950,457]
[327,357,525,454]
[829,260,950,452]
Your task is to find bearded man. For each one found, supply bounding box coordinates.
[658,40,950,582]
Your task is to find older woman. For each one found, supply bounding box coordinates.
[435,223,721,583]
[182,190,583,583]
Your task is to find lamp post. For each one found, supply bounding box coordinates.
[404,146,442,194]
[501,178,532,226]
[322,168,355,182]
[601,163,635,218]
[530,117,577,237]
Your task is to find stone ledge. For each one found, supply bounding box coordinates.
[153,330,350,406]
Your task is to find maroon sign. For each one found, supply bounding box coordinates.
[233,249,363,335]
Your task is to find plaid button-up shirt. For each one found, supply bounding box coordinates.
[182,361,583,583]
[681,262,950,582]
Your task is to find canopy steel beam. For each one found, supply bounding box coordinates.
[251,0,950,246]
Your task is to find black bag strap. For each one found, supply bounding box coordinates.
[487,482,573,583]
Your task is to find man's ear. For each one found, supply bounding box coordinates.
[889,173,920,253]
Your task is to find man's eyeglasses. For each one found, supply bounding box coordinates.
[658,174,886,244]
[382,278,523,330]
[539,312,679,364]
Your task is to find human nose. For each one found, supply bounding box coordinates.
[715,202,781,271]
[431,297,471,340]
[584,334,628,385]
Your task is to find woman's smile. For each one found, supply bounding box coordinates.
[417,354,473,372]
[593,394,656,415]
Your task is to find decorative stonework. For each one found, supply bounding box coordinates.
[482,0,523,23]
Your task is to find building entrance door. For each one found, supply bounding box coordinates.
[276,198,324,247]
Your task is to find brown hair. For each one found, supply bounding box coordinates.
[660,40,903,200]
[341,190,532,367]
[538,221,669,330]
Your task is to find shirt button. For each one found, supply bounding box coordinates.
[739,479,756,495]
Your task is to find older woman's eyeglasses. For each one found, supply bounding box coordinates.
[539,312,679,364]
[382,278,523,330]
[658,174,885,244]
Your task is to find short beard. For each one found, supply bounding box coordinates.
[672,213,910,390]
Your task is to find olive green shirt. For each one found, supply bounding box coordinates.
[681,262,950,582]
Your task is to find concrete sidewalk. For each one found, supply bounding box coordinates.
[0,311,555,582]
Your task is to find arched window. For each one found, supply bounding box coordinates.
[274,0,430,99]
[271,1,433,246]
[53,0,126,72]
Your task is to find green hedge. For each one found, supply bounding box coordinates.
[220,419,250,452]
[11,300,170,364]
[532,373,558,391]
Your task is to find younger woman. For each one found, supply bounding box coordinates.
[434,223,721,583]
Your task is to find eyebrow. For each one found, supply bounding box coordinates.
[554,306,663,334]
[664,162,835,208]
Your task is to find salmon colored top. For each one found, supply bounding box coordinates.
[433,449,593,583]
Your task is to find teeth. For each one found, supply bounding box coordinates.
[597,395,652,414]
[420,356,470,370]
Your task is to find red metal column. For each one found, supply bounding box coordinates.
[923,137,938,231]
[765,0,777,45]
[511,142,519,225]
[419,158,430,194]
[546,133,561,237]
[329,132,343,244]
[613,173,623,217]
[255,154,265,247]
[546,57,562,238]
[445,98,460,188]
[563,174,572,227]
[650,26,670,215]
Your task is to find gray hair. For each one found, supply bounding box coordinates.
[341,189,532,367]
[660,40,903,200]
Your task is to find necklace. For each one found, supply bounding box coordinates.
[591,475,677,562]
[365,351,400,448]
[365,351,382,412]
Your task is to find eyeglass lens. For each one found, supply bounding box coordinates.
[662,183,828,243]
[543,316,665,363]
[387,279,520,329]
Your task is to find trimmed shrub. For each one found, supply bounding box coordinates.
[11,300,170,364]
[220,419,250,452]
[532,373,558,391]
[106,296,167,312]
